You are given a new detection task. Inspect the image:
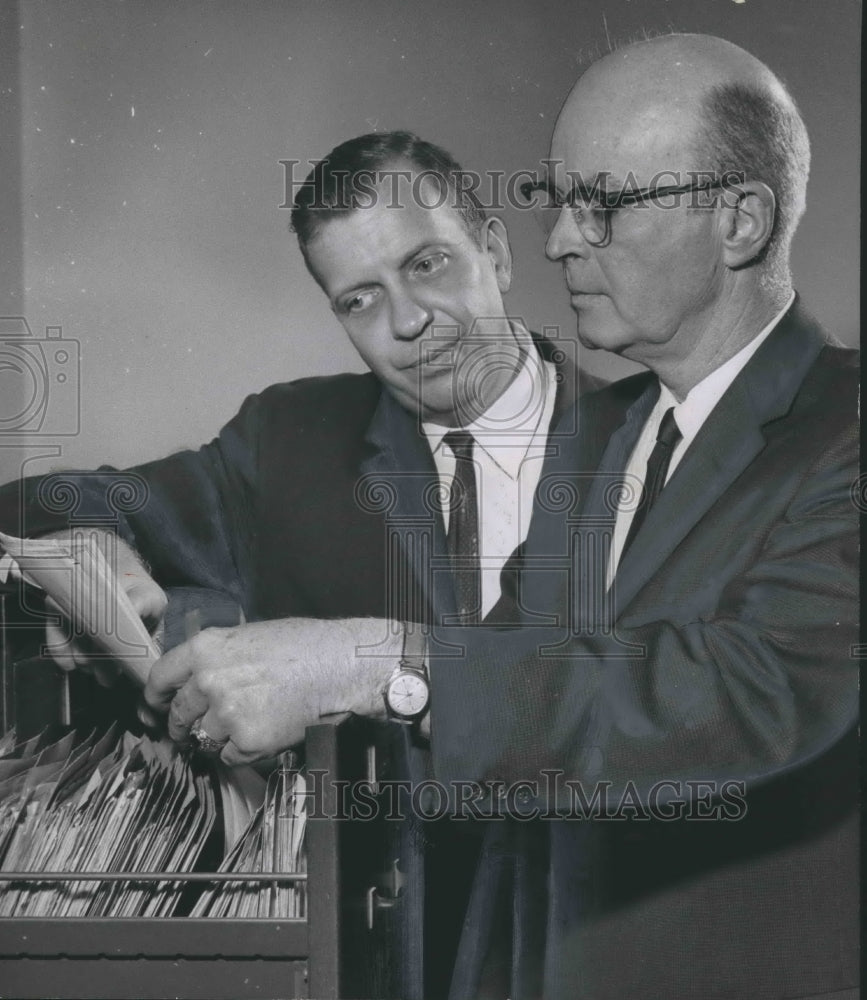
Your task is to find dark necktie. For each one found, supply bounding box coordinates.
[620,406,682,559]
[443,430,481,624]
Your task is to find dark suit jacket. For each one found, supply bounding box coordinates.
[431,300,859,999]
[0,334,587,997]
[0,311,857,999]
[0,334,586,626]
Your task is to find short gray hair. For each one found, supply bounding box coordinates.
[696,81,810,291]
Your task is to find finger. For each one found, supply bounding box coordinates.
[44,623,94,670]
[166,684,211,743]
[43,619,80,671]
[137,700,162,732]
[220,738,260,768]
[42,596,103,670]
[125,577,168,632]
[43,596,76,667]
[144,643,196,711]
[186,711,232,757]
[151,617,166,655]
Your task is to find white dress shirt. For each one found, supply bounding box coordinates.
[422,324,557,618]
[607,293,796,586]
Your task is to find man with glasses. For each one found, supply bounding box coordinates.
[141,34,856,999]
[430,32,857,999]
[2,34,857,1000]
[520,170,742,250]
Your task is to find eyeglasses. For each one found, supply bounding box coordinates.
[518,177,730,247]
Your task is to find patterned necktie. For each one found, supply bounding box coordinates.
[621,406,682,559]
[443,430,481,624]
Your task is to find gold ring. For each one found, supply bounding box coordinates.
[189,720,229,756]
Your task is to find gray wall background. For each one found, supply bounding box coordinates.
[0,0,860,483]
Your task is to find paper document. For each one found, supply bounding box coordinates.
[0,531,158,686]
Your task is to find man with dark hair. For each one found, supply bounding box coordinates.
[2,31,857,1000]
[8,127,579,647]
[1,129,594,998]
[291,129,488,256]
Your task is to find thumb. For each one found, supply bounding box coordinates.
[125,576,168,633]
[137,699,163,731]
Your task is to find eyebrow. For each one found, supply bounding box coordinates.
[330,240,448,304]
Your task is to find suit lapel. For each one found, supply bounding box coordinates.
[611,383,766,612]
[483,335,590,623]
[360,335,584,626]
[547,377,656,631]
[581,378,659,523]
[361,388,458,624]
[612,299,828,614]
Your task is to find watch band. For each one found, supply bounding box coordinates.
[400,624,428,672]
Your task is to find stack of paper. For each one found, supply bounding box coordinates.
[192,758,307,919]
[0,728,216,917]
[0,531,308,918]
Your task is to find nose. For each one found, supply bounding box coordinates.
[545,205,590,262]
[390,290,433,340]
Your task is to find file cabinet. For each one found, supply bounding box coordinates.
[0,588,403,999]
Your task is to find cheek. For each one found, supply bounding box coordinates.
[602,237,716,322]
[657,218,723,292]
[597,254,670,320]
[443,261,503,323]
[343,323,393,375]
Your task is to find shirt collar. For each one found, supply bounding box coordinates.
[422,322,553,479]
[666,292,795,441]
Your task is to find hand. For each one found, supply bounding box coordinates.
[43,529,167,686]
[144,617,401,765]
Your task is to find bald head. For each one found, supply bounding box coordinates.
[552,33,810,291]
[570,33,788,112]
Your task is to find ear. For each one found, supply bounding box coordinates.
[480,216,513,293]
[719,181,776,269]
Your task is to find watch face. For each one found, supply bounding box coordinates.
[386,671,429,718]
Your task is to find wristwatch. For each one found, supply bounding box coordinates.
[383,626,430,723]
